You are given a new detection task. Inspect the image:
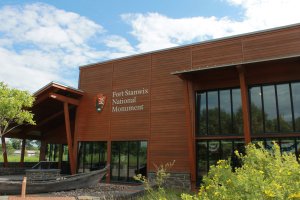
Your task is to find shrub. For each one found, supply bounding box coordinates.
[134,160,183,200]
[182,142,300,200]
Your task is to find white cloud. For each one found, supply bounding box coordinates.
[104,35,136,54]
[1,0,300,93]
[0,3,134,92]
[122,0,300,52]
[122,13,238,52]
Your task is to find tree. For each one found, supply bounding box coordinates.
[10,138,21,150]
[0,82,35,166]
[182,142,300,200]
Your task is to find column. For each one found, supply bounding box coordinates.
[237,65,251,144]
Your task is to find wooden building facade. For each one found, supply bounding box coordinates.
[5,23,300,188]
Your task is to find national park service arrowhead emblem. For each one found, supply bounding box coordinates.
[96,94,106,113]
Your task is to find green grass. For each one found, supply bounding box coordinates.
[0,154,39,162]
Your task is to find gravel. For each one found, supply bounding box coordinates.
[49,183,145,200]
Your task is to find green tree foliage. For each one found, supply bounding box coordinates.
[182,143,300,200]
[10,138,21,150]
[0,82,35,137]
[199,107,243,135]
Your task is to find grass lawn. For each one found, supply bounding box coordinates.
[0,154,39,162]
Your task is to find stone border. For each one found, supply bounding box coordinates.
[148,172,191,190]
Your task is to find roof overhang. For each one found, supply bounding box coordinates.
[171,54,300,76]
[6,82,84,140]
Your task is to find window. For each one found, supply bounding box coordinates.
[46,144,59,162]
[196,139,244,184]
[111,141,147,182]
[249,82,300,134]
[252,137,299,161]
[196,88,243,136]
[77,141,107,173]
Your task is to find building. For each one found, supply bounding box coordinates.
[5,23,300,188]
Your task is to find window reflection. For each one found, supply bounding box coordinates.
[207,91,219,135]
[208,141,220,166]
[297,139,300,161]
[232,89,243,135]
[263,85,278,132]
[196,140,244,185]
[277,84,293,132]
[110,141,147,182]
[196,88,243,136]
[196,141,208,183]
[220,90,231,134]
[77,142,107,173]
[250,87,264,133]
[111,142,119,181]
[292,83,300,131]
[250,82,300,134]
[119,142,128,181]
[281,139,295,154]
[198,92,207,135]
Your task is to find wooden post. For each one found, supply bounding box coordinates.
[58,144,63,169]
[20,139,26,167]
[106,140,111,183]
[39,140,47,161]
[183,79,196,188]
[21,177,27,198]
[1,136,8,167]
[237,65,251,144]
[64,102,76,174]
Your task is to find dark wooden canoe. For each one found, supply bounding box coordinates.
[0,166,108,195]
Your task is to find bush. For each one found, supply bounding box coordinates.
[135,160,184,200]
[182,142,300,200]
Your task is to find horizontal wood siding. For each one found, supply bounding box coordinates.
[242,27,300,62]
[76,64,113,141]
[246,60,300,85]
[191,38,243,69]
[111,55,151,140]
[150,48,191,172]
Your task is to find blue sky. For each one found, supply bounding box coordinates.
[0,0,299,92]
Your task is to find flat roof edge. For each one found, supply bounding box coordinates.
[171,54,300,75]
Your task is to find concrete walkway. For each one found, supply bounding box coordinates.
[8,197,75,200]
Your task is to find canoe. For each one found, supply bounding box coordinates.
[0,166,108,195]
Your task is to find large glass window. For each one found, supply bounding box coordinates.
[250,82,300,134]
[46,144,59,162]
[292,83,300,131]
[196,139,244,184]
[196,88,243,136]
[111,141,147,182]
[77,141,107,173]
[45,144,69,172]
[252,137,299,161]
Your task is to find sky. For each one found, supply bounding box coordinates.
[0,0,300,92]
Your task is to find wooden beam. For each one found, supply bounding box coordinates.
[39,140,46,161]
[64,102,76,174]
[34,92,50,105]
[237,65,251,144]
[106,140,111,183]
[37,110,64,127]
[21,110,64,137]
[1,136,8,167]
[20,139,26,167]
[58,144,63,169]
[183,80,196,187]
[50,93,80,106]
